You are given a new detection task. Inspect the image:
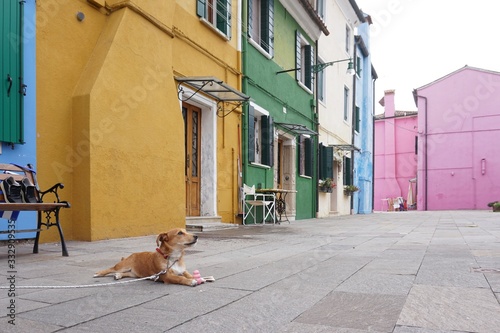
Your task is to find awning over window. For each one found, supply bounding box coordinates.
[176,76,249,102]
[330,144,360,151]
[275,122,318,136]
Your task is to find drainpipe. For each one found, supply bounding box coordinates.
[350,43,358,214]
[413,91,428,211]
[241,0,249,187]
[371,73,377,212]
[314,40,320,216]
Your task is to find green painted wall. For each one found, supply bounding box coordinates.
[242,0,317,220]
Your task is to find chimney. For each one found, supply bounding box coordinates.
[382,90,396,117]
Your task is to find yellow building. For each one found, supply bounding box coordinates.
[37,0,246,241]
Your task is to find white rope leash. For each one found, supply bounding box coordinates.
[0,270,167,290]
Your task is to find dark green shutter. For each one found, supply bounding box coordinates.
[355,106,360,132]
[248,105,255,163]
[261,0,274,55]
[216,0,230,37]
[268,0,274,55]
[304,137,313,177]
[196,0,205,17]
[344,156,352,186]
[1,0,24,144]
[261,115,274,167]
[248,0,253,38]
[320,145,333,179]
[304,44,314,90]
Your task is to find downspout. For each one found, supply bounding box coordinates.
[371,75,377,212]
[314,40,320,216]
[413,91,428,211]
[241,0,249,187]
[350,42,358,214]
[19,0,25,143]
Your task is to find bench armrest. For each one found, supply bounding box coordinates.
[39,183,66,204]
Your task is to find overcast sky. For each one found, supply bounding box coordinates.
[354,0,500,114]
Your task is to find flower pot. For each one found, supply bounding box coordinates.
[320,187,332,193]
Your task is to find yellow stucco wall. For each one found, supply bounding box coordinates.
[37,0,242,241]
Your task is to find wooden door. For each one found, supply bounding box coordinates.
[183,103,201,216]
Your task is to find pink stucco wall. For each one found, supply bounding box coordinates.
[414,66,500,210]
[374,91,418,211]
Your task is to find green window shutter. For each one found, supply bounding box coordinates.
[216,0,231,38]
[1,0,24,144]
[304,44,314,90]
[304,137,313,177]
[265,0,274,55]
[320,145,333,179]
[248,0,253,38]
[261,115,274,167]
[355,106,360,132]
[295,31,301,81]
[196,0,205,18]
[344,156,352,186]
[248,105,255,163]
[267,0,274,56]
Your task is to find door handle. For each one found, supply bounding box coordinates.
[7,74,12,97]
[481,158,486,175]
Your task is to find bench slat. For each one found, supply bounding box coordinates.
[0,203,69,211]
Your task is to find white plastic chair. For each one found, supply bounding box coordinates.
[242,184,275,225]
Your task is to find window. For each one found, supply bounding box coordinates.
[354,106,360,132]
[317,60,325,103]
[248,104,274,167]
[197,0,232,38]
[345,25,350,53]
[319,143,333,179]
[0,0,24,144]
[306,0,325,19]
[343,86,350,121]
[356,56,362,77]
[298,135,313,177]
[248,0,274,55]
[296,31,314,91]
[343,156,352,186]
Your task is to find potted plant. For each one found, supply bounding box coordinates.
[343,185,359,196]
[319,178,336,193]
[489,201,500,212]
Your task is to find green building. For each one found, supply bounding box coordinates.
[241,0,328,222]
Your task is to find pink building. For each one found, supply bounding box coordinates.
[414,66,500,210]
[374,91,418,211]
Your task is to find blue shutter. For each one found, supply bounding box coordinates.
[1,0,24,144]
[248,105,255,163]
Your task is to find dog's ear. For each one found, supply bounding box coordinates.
[156,233,168,246]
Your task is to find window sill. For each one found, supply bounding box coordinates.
[199,18,230,41]
[250,162,271,169]
[297,81,313,94]
[248,38,273,59]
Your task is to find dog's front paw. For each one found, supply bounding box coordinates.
[190,279,198,287]
[114,273,123,280]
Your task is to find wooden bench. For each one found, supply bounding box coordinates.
[0,163,70,256]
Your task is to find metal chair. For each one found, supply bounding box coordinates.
[242,184,275,225]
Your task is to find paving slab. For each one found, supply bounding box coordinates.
[0,210,499,332]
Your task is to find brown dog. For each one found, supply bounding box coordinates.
[94,228,199,286]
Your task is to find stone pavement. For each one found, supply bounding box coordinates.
[1,210,499,332]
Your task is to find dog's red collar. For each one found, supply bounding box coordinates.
[156,248,169,259]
